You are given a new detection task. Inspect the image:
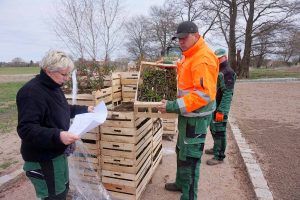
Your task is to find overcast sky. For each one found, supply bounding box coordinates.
[0,0,164,63]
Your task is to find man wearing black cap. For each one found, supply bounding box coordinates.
[158,21,219,200]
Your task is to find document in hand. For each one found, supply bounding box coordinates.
[68,101,108,137]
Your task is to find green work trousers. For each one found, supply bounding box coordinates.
[210,120,227,160]
[23,154,69,200]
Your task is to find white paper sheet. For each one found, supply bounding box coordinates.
[68,101,107,137]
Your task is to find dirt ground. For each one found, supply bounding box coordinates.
[0,74,35,83]
[0,129,255,200]
[1,78,299,200]
[230,81,300,200]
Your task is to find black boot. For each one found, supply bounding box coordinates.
[205,148,214,155]
[165,182,182,192]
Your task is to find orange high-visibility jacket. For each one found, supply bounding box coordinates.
[176,36,219,115]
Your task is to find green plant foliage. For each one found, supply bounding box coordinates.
[137,68,177,102]
[63,60,108,94]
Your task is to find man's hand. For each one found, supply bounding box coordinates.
[157,99,168,113]
[215,112,224,122]
[60,131,80,145]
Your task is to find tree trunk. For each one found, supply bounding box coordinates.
[228,0,237,72]
[256,54,264,68]
[240,0,255,78]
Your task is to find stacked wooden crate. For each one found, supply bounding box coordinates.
[120,72,139,102]
[69,126,102,190]
[65,71,166,199]
[162,118,178,139]
[66,72,121,191]
[100,109,153,200]
[65,72,121,109]
[104,73,122,106]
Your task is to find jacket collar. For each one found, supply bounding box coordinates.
[38,69,62,89]
[182,36,205,58]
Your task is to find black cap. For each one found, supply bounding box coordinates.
[172,21,198,40]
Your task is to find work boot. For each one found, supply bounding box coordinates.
[205,148,214,155]
[206,158,223,165]
[165,182,182,192]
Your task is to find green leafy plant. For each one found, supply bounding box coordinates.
[137,68,177,102]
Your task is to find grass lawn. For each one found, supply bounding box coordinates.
[249,67,300,79]
[0,82,25,134]
[0,66,39,75]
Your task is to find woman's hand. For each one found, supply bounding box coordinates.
[88,106,95,113]
[60,131,80,145]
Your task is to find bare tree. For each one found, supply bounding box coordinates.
[239,0,298,77]
[207,0,240,72]
[82,0,101,60]
[124,15,153,63]
[99,0,124,63]
[166,0,218,38]
[53,0,87,58]
[148,5,178,56]
[207,0,299,77]
[53,0,123,62]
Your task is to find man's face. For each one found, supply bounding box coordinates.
[178,33,198,52]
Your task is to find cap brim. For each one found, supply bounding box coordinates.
[171,33,189,40]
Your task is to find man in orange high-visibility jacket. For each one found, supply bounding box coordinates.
[158,21,219,200]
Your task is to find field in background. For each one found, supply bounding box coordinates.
[0,66,39,75]
[249,65,300,79]
[0,82,25,133]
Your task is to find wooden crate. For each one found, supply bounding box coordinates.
[120,72,139,85]
[69,126,101,182]
[122,84,137,102]
[104,73,121,87]
[100,129,152,159]
[113,85,122,104]
[100,110,153,158]
[100,108,154,200]
[162,118,178,136]
[120,72,139,102]
[101,119,153,173]
[101,140,152,174]
[65,73,122,108]
[101,118,152,144]
[65,87,113,108]
[134,61,178,119]
[103,155,152,200]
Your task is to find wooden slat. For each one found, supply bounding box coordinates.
[101,118,152,143]
[140,61,176,68]
[101,130,152,159]
[105,163,152,200]
[102,141,152,174]
[120,72,139,85]
[134,102,178,119]
[152,128,163,149]
[103,156,151,189]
